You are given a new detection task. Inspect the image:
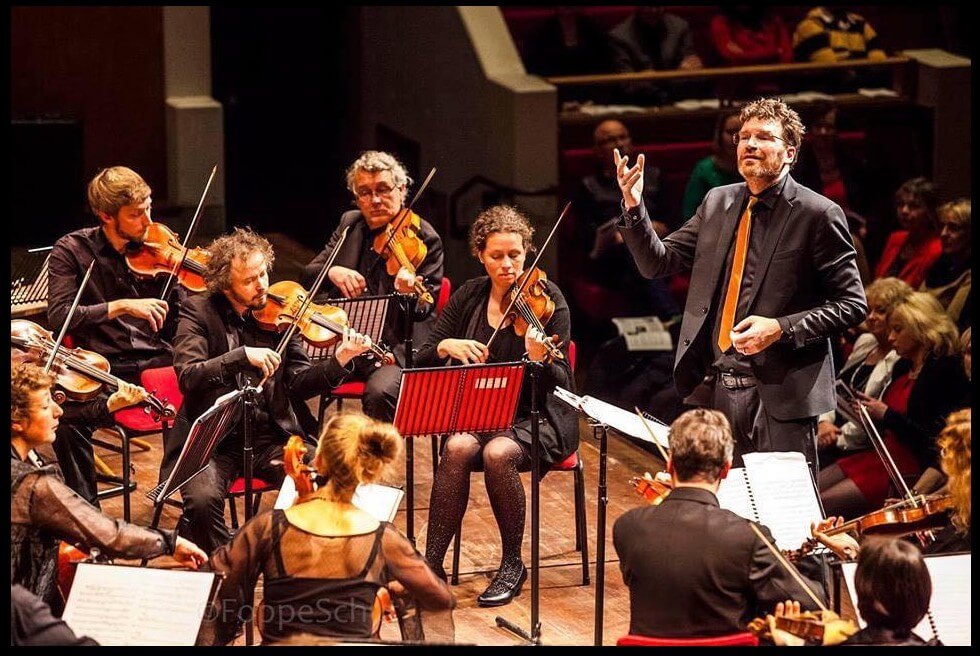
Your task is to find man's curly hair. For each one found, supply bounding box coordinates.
[11,363,55,425]
[203,227,275,294]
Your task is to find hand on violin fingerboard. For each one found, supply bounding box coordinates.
[437,338,488,365]
[335,327,374,367]
[106,381,150,413]
[524,326,552,362]
[614,148,645,209]
[393,266,423,295]
[810,517,859,560]
[328,265,367,299]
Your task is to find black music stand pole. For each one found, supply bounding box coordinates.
[496,360,543,645]
[399,293,417,545]
[591,421,609,646]
[240,383,260,646]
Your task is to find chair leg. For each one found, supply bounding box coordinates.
[228,495,240,530]
[451,528,462,586]
[575,461,590,585]
[94,454,115,477]
[430,434,440,475]
[130,437,153,451]
[251,491,264,516]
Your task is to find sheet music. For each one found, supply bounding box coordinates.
[716,468,756,522]
[275,478,404,523]
[61,563,215,646]
[553,387,670,449]
[743,451,824,551]
[840,553,971,646]
[611,316,673,352]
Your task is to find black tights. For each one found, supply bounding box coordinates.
[425,432,531,577]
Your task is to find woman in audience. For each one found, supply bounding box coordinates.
[817,278,911,462]
[680,110,740,222]
[819,292,968,517]
[921,198,971,330]
[207,412,453,644]
[10,363,207,613]
[709,5,792,66]
[874,177,943,288]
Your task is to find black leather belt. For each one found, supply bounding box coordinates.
[718,371,757,390]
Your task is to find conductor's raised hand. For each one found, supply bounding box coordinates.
[614,148,645,209]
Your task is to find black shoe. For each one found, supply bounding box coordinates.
[477,564,527,607]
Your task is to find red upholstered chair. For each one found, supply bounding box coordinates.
[226,476,276,529]
[449,341,589,586]
[617,632,759,647]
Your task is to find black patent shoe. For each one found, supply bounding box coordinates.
[476,564,527,607]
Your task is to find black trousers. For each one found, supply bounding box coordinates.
[707,379,819,477]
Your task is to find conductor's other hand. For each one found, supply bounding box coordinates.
[614,148,645,209]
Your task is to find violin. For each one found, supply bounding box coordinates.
[11,319,176,421]
[748,609,859,646]
[821,493,954,540]
[629,472,672,505]
[372,208,434,305]
[252,280,395,366]
[501,267,564,363]
[279,435,397,636]
[124,222,211,293]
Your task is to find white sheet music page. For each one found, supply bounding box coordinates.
[716,468,757,522]
[743,451,824,551]
[553,387,670,450]
[612,316,673,351]
[276,479,403,523]
[61,563,215,646]
[841,553,971,646]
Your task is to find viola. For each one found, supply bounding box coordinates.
[748,609,859,646]
[629,472,672,505]
[821,493,954,539]
[501,267,564,363]
[11,319,176,421]
[252,280,395,366]
[57,542,89,604]
[124,222,211,293]
[372,208,434,305]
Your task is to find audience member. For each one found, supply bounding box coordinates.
[961,326,971,380]
[793,6,886,62]
[680,110,741,222]
[207,412,453,644]
[614,409,823,638]
[874,178,943,289]
[921,198,971,330]
[819,292,968,518]
[608,7,704,104]
[709,5,793,66]
[522,7,613,97]
[574,119,679,319]
[817,278,911,461]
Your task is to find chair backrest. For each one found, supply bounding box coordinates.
[568,339,577,373]
[617,632,759,647]
[436,276,452,316]
[141,365,184,413]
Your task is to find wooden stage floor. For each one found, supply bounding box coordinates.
[69,405,668,646]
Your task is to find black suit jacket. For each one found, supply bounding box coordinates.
[619,175,867,420]
[161,293,352,477]
[613,487,823,638]
[302,210,444,349]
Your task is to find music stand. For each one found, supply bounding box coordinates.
[552,388,671,646]
[10,245,51,318]
[393,360,526,544]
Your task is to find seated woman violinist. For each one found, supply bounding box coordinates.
[205,412,453,645]
[415,205,578,607]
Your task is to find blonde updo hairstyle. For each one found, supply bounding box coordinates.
[313,413,402,496]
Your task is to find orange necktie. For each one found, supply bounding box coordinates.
[718,196,758,352]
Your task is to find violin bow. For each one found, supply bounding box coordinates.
[262,225,352,386]
[486,201,571,353]
[634,406,670,462]
[44,261,95,373]
[854,401,918,505]
[159,164,218,301]
[748,522,829,612]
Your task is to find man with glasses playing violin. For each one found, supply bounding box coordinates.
[46,166,181,505]
[164,228,375,554]
[616,98,867,478]
[302,150,444,422]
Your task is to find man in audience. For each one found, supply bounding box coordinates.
[614,409,823,638]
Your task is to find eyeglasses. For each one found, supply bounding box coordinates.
[354,185,399,200]
[732,131,789,146]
